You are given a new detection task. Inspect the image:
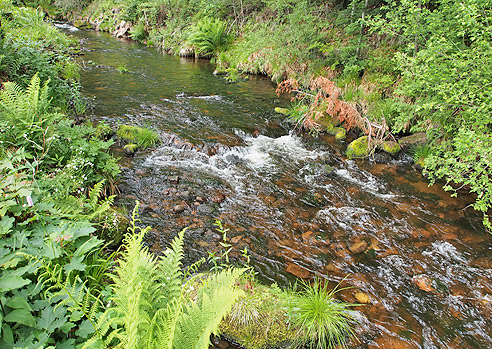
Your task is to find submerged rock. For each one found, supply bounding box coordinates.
[412,274,435,292]
[173,204,187,213]
[346,136,370,159]
[349,240,368,254]
[355,291,371,304]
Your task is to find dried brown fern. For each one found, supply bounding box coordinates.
[276,77,390,149]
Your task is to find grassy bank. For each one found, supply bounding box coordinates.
[50,0,492,231]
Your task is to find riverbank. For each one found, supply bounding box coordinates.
[51,0,492,231]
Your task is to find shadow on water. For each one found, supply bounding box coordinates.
[69,28,492,348]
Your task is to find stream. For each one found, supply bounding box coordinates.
[66,27,492,348]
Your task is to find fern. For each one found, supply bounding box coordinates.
[174,268,244,348]
[36,260,107,346]
[91,201,244,349]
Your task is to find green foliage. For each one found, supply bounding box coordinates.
[0,2,82,112]
[129,21,147,41]
[81,202,244,348]
[371,0,492,229]
[188,18,232,57]
[0,150,111,347]
[291,279,357,349]
[117,124,160,149]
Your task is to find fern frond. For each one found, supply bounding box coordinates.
[174,268,244,348]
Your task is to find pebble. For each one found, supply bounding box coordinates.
[349,240,368,254]
[173,204,186,213]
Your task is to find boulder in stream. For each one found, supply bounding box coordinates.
[274,107,289,115]
[346,136,370,159]
[381,140,401,156]
[123,143,138,156]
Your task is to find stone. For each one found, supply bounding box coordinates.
[123,143,138,156]
[173,204,186,213]
[180,190,192,201]
[274,107,289,115]
[230,236,243,244]
[301,230,315,243]
[197,204,214,215]
[346,136,370,159]
[286,263,311,278]
[349,240,368,254]
[168,176,180,184]
[398,132,427,148]
[179,47,193,57]
[381,141,402,156]
[355,291,371,304]
[334,127,346,140]
[412,274,435,292]
[195,196,206,203]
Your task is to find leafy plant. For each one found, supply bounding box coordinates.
[82,202,245,348]
[188,18,232,57]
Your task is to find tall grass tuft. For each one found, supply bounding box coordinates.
[293,278,357,349]
[117,124,160,149]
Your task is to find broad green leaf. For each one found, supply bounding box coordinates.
[64,256,86,272]
[5,296,32,311]
[0,216,14,237]
[0,276,31,292]
[4,308,36,327]
[2,323,13,343]
[73,237,103,257]
[75,319,95,338]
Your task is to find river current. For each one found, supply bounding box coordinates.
[66,27,492,348]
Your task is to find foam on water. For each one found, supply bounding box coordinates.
[336,160,397,199]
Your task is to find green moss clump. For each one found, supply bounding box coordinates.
[117,124,160,149]
[346,136,370,159]
[334,127,347,140]
[327,126,346,140]
[220,281,298,348]
[123,143,138,155]
[381,140,401,156]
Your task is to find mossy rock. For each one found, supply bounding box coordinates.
[73,19,92,29]
[346,136,370,159]
[123,143,138,155]
[327,126,346,140]
[274,107,288,115]
[117,124,159,149]
[381,141,401,156]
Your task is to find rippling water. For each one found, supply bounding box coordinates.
[67,28,492,348]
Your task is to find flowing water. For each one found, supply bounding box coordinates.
[66,27,492,348]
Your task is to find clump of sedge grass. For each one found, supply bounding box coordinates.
[292,278,357,349]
